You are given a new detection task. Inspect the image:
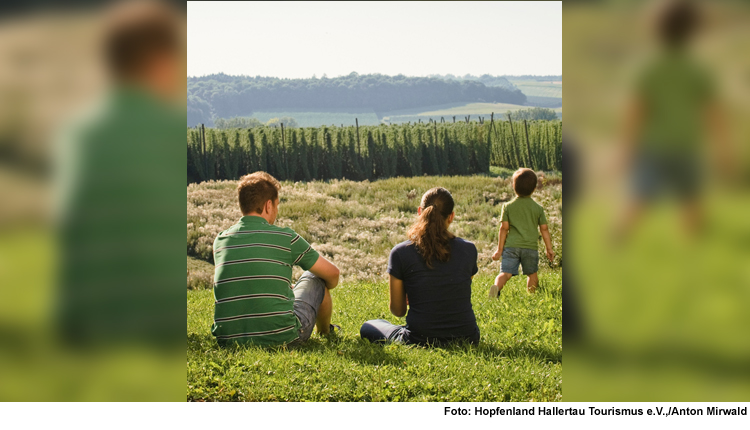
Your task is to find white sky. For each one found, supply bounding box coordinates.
[188,1,561,78]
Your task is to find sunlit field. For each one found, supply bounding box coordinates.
[187,172,563,401]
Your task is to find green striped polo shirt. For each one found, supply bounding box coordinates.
[211,215,320,346]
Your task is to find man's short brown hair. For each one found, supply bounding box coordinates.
[512,168,538,197]
[104,0,181,80]
[238,172,280,215]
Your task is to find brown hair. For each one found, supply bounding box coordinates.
[238,172,280,215]
[512,168,537,197]
[104,0,181,79]
[407,187,455,269]
[657,0,700,48]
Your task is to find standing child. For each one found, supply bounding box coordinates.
[489,168,554,297]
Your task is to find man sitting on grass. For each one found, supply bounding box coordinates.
[211,172,340,346]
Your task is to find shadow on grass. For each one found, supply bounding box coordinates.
[342,336,561,366]
[475,342,561,364]
[188,332,216,350]
[339,339,407,366]
[188,330,560,368]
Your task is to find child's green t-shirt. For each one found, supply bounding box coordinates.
[637,50,714,155]
[500,196,548,250]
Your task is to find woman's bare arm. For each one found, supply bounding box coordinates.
[389,275,407,317]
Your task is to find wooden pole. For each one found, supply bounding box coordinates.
[490,112,498,139]
[280,123,287,179]
[433,119,438,148]
[355,118,360,154]
[201,123,207,180]
[523,119,534,170]
[507,112,522,167]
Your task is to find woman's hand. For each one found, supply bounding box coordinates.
[492,249,503,261]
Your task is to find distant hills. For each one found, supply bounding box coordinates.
[427,74,562,89]
[188,72,530,127]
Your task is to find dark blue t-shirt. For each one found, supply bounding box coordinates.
[387,237,479,341]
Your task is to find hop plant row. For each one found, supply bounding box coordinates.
[187,120,561,183]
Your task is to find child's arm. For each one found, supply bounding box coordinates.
[492,221,510,261]
[539,224,555,261]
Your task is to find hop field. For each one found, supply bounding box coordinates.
[187,172,563,401]
[187,121,562,184]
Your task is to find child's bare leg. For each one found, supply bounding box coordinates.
[495,272,512,290]
[489,272,513,298]
[526,272,539,293]
[681,199,703,237]
[613,200,645,245]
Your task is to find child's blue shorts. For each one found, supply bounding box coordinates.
[501,247,539,275]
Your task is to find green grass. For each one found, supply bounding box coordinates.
[188,175,562,279]
[566,190,750,401]
[188,273,562,402]
[506,79,563,99]
[187,174,563,401]
[525,96,563,109]
[0,227,184,401]
[381,103,533,124]
[230,100,561,127]
[416,102,531,116]
[380,102,563,124]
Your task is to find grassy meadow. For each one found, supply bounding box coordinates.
[225,100,562,127]
[187,170,563,401]
[506,80,562,99]
[381,102,535,124]
[244,109,381,127]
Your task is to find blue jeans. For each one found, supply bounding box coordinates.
[501,247,539,275]
[360,319,479,346]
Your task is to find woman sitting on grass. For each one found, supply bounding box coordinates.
[360,187,480,345]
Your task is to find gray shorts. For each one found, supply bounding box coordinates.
[291,271,326,343]
[501,247,539,276]
[632,151,701,202]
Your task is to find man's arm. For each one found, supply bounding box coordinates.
[539,224,555,262]
[389,275,407,317]
[308,255,340,290]
[492,221,510,261]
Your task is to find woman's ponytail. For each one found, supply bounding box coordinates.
[407,187,455,268]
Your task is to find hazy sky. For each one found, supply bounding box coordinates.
[188,1,561,78]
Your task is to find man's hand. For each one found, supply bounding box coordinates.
[546,248,555,262]
[492,249,503,261]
